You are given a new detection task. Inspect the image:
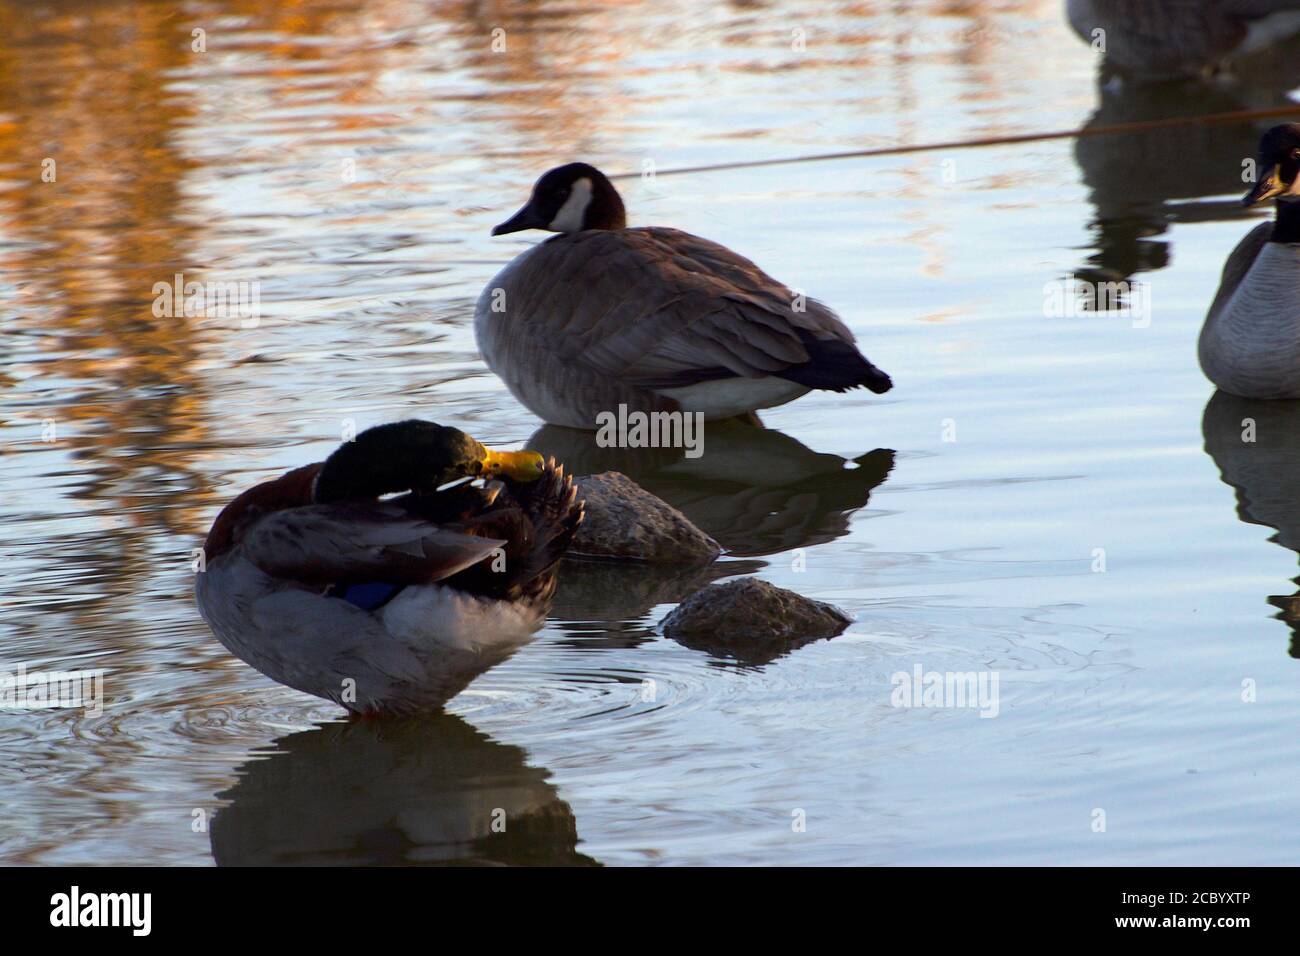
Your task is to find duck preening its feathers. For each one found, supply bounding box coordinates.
[196,420,583,715]
[477,163,893,429]
[312,419,545,502]
[1199,124,1300,399]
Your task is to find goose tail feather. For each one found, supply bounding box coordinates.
[777,332,893,394]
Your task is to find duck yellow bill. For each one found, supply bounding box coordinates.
[481,448,546,482]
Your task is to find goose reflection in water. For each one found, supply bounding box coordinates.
[528,418,894,559]
[1068,7,1300,286]
[530,419,892,653]
[1202,390,1300,657]
[525,421,883,655]
[210,714,597,866]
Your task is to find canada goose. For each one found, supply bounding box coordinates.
[475,163,892,429]
[1198,124,1300,399]
[1067,0,1300,82]
[195,420,582,715]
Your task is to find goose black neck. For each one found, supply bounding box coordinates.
[1273,201,1300,244]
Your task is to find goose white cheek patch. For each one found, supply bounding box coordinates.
[548,176,593,232]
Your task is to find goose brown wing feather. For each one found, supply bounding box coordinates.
[501,228,859,387]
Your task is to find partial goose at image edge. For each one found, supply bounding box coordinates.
[1198,123,1300,400]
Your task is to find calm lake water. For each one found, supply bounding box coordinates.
[2,0,1299,865]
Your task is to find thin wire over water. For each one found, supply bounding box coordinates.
[607,103,1300,180]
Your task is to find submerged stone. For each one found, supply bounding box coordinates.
[661,577,852,664]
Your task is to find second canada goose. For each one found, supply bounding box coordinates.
[1067,0,1300,82]
[1199,124,1300,399]
[476,163,892,429]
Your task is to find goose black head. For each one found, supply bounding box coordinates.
[1243,124,1300,207]
[313,420,544,503]
[492,162,627,236]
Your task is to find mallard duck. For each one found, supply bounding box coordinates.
[475,163,892,429]
[195,420,583,715]
[1199,123,1300,399]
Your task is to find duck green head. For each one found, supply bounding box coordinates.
[313,420,544,503]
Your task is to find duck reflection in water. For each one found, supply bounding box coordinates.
[210,714,597,866]
[1067,2,1300,286]
[1202,390,1300,656]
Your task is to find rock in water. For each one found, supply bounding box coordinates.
[572,472,720,564]
[661,577,851,663]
